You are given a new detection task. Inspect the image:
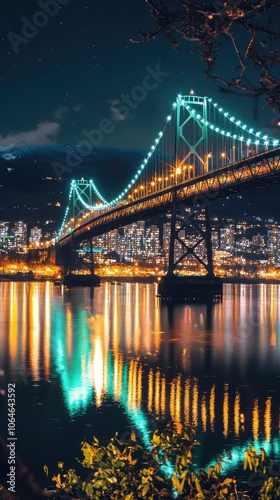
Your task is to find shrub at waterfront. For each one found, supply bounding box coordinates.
[45,422,280,499]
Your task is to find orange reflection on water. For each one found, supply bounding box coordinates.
[184,378,191,426]
[9,283,18,365]
[175,375,182,430]
[44,282,51,379]
[153,286,162,352]
[234,391,240,438]
[91,334,107,407]
[113,285,120,352]
[269,287,277,347]
[66,307,73,358]
[223,384,229,438]
[264,397,272,443]
[147,369,153,413]
[133,283,140,352]
[128,359,142,409]
[137,361,142,408]
[252,399,259,442]
[192,379,199,427]
[201,393,207,433]
[29,284,40,380]
[209,385,215,432]
[154,370,161,417]
[147,367,166,417]
[170,378,175,422]
[170,375,182,433]
[20,284,27,371]
[160,375,166,418]
[113,353,123,401]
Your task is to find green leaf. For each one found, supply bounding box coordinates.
[221,477,235,485]
[260,448,266,462]
[151,431,161,446]
[195,477,202,493]
[154,474,165,483]
[171,475,181,491]
[43,465,48,476]
[171,474,185,494]
[52,474,62,489]
[141,484,150,497]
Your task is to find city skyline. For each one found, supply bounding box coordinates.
[2,214,280,274]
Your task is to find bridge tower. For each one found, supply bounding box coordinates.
[175,93,209,176]
[159,94,222,300]
[57,180,100,284]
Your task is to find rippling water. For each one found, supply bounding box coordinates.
[0,281,279,485]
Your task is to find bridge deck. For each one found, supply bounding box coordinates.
[58,147,280,247]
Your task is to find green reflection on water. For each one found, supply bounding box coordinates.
[205,437,280,475]
[52,308,93,415]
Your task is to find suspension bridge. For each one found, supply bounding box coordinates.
[55,93,280,297]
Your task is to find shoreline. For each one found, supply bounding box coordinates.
[1,274,280,285]
[221,277,280,285]
[99,275,280,285]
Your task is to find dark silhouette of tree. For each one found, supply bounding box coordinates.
[134,0,280,113]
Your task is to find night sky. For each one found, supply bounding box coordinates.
[0,0,279,221]
[0,0,276,149]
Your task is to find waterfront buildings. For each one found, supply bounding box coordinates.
[1,215,280,272]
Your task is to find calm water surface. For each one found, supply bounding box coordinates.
[0,281,279,485]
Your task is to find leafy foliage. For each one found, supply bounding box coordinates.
[45,422,280,499]
[135,1,280,111]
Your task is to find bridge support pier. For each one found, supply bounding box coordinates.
[89,238,95,275]
[57,237,100,287]
[158,197,222,301]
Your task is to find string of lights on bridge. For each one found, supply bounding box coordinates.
[58,93,280,239]
[183,97,278,147]
[58,101,178,237]
[59,180,110,236]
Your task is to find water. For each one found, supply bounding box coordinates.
[0,281,279,487]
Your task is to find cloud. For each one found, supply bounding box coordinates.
[109,99,130,122]
[53,105,69,121]
[53,103,84,121]
[73,103,83,113]
[0,121,60,145]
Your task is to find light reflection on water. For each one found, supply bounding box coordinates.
[0,281,279,478]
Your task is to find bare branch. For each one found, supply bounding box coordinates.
[137,0,280,111]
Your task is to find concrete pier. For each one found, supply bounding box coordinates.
[62,273,100,287]
[157,275,223,301]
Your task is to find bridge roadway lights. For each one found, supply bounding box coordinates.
[157,274,223,302]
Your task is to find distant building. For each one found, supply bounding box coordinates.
[12,221,27,249]
[146,224,161,258]
[252,233,266,252]
[267,229,280,265]
[212,230,219,251]
[220,226,235,252]
[29,226,42,245]
[0,221,10,249]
